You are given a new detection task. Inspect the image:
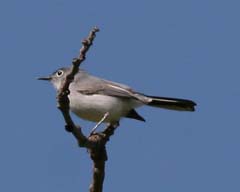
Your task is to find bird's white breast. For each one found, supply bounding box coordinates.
[68,92,142,123]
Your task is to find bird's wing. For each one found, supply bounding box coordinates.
[76,79,150,103]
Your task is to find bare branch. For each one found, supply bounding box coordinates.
[55,27,118,192]
[56,27,99,147]
[57,26,100,109]
[89,123,118,192]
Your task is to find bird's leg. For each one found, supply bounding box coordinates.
[90,112,109,135]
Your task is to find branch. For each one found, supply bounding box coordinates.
[57,27,100,147]
[56,27,118,192]
[89,124,118,192]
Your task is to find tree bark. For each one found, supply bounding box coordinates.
[56,27,117,192]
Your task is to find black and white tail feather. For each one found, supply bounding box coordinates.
[146,95,196,111]
[126,94,196,122]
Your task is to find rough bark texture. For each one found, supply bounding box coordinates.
[56,27,117,192]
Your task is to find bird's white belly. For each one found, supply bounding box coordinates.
[69,93,140,123]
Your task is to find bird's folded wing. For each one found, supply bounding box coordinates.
[77,80,151,103]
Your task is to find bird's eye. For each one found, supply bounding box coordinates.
[56,70,64,77]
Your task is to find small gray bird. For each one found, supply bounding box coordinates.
[38,67,196,126]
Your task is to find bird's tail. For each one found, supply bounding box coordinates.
[146,95,196,111]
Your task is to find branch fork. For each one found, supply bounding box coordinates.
[56,27,116,192]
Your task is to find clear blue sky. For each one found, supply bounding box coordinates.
[1,0,239,191]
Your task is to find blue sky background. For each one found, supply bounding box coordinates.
[0,0,239,191]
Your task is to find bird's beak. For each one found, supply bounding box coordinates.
[37,76,52,81]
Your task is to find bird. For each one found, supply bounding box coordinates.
[38,67,196,127]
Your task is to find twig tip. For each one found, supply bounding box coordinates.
[93,26,100,32]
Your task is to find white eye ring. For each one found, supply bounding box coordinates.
[56,70,64,77]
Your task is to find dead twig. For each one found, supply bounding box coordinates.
[56,27,117,192]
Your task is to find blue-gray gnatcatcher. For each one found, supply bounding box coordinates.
[38,67,196,125]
